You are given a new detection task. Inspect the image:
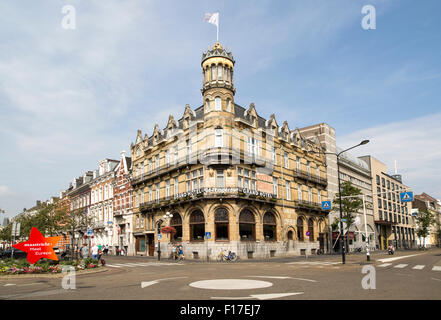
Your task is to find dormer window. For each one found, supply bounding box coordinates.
[215,97,221,111]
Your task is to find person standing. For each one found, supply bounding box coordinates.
[80,243,89,259]
[103,244,109,255]
[91,243,99,260]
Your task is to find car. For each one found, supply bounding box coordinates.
[0,249,27,259]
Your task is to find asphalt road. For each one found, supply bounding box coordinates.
[1,249,441,300]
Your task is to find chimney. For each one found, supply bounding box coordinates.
[36,200,41,206]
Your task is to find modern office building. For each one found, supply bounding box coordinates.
[359,156,415,250]
[299,123,375,253]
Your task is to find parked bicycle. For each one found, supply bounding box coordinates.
[216,248,238,262]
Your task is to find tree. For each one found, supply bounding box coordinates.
[63,208,94,258]
[333,181,363,251]
[415,209,436,249]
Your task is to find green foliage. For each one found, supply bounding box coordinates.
[332,181,363,232]
[415,209,436,240]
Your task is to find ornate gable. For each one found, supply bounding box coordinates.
[244,103,258,127]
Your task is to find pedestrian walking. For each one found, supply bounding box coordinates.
[91,243,99,260]
[80,243,89,259]
[172,245,177,260]
[103,244,109,256]
[178,245,184,260]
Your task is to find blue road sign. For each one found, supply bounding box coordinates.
[400,192,413,202]
[321,201,331,210]
[205,232,211,239]
[306,231,310,236]
[87,229,93,236]
[158,234,162,240]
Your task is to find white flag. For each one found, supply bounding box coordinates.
[204,12,219,27]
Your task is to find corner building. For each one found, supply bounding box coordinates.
[130,43,329,259]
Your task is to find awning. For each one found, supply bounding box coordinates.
[332,231,355,240]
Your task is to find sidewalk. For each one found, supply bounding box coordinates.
[103,247,440,265]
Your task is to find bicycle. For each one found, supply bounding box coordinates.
[216,248,238,262]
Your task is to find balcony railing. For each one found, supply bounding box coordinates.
[294,169,327,187]
[131,148,327,187]
[138,187,277,212]
[293,200,327,212]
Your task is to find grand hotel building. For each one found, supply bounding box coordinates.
[130,43,330,259]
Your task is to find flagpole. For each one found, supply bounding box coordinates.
[217,24,219,42]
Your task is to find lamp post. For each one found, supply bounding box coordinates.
[157,211,173,261]
[335,140,369,264]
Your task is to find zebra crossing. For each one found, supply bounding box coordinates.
[377,263,441,271]
[106,262,183,268]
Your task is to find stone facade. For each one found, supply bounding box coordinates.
[129,43,330,260]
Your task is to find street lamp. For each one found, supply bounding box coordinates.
[335,140,369,264]
[157,211,173,261]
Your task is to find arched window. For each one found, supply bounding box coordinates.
[287,230,294,240]
[297,217,304,241]
[170,213,182,242]
[215,208,229,241]
[263,212,277,241]
[239,209,255,241]
[215,97,221,111]
[206,99,210,112]
[217,64,223,80]
[226,98,231,112]
[190,210,205,241]
[211,65,216,81]
[308,218,314,242]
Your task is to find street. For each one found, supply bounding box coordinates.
[1,249,441,300]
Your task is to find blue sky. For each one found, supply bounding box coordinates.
[1,0,440,219]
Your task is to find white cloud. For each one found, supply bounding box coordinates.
[0,186,14,197]
[338,112,441,199]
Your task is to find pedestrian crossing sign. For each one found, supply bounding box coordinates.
[321,201,331,210]
[400,192,413,202]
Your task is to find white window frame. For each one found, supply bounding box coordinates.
[286,181,291,200]
[215,97,221,111]
[215,128,223,147]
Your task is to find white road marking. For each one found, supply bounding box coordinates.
[141,276,187,288]
[211,292,304,300]
[189,279,273,290]
[431,278,441,282]
[432,266,441,271]
[394,264,408,269]
[247,276,317,282]
[377,253,423,263]
[106,264,123,268]
[412,265,425,270]
[3,284,16,287]
[378,263,392,267]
